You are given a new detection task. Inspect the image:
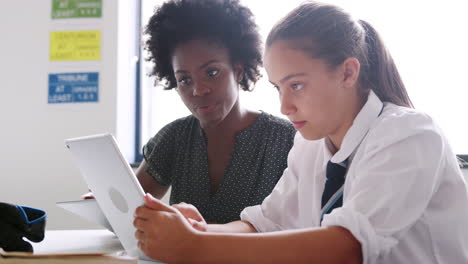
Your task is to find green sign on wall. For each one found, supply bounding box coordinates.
[51,0,102,19]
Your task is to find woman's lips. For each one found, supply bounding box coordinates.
[292,121,306,130]
[197,103,218,114]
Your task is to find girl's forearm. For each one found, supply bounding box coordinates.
[191,226,362,264]
[206,220,257,233]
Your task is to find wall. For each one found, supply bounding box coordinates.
[0,0,137,230]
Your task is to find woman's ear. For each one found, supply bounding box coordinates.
[234,64,244,83]
[342,57,360,89]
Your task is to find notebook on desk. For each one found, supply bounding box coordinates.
[0,230,137,264]
[63,133,161,263]
[56,199,113,232]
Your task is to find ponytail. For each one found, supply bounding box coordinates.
[358,20,413,108]
[267,2,414,108]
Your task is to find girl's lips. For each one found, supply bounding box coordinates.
[292,121,306,130]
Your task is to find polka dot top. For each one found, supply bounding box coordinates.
[143,111,296,224]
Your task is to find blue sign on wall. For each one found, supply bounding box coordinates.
[48,72,99,103]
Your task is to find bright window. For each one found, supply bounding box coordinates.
[138,0,468,158]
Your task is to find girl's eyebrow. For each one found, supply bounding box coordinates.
[279,73,307,84]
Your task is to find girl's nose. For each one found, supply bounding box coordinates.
[280,91,296,116]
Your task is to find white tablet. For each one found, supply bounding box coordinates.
[65,133,147,258]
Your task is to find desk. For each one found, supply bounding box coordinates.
[32,230,162,264]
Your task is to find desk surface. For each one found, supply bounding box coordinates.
[32,230,162,264]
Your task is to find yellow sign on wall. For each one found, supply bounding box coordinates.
[50,30,101,61]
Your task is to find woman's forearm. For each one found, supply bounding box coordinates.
[135,161,169,199]
[206,220,257,233]
[191,226,362,264]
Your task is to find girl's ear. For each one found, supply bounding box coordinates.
[342,57,360,89]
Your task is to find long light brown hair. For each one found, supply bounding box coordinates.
[266,1,413,108]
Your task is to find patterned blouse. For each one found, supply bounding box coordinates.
[143,112,296,223]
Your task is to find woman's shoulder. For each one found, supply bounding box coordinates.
[258,112,295,133]
[148,115,198,144]
[157,115,198,134]
[164,114,197,128]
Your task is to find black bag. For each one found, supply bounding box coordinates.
[0,202,46,252]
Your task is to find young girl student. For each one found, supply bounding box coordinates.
[133,2,468,263]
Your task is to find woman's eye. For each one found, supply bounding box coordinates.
[207,69,219,77]
[178,77,192,86]
[291,83,304,91]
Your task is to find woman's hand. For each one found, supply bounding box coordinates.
[133,193,200,262]
[172,202,208,232]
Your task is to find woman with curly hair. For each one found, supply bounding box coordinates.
[135,0,296,224]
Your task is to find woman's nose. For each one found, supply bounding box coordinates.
[192,83,211,96]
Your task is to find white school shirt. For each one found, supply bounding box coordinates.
[241,90,468,264]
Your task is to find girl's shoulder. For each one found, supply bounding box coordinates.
[374,103,438,133]
[366,103,445,152]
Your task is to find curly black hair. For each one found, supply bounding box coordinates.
[144,0,262,91]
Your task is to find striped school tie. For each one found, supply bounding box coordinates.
[320,160,347,223]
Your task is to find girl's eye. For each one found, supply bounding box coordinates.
[178,77,192,86]
[291,83,304,91]
[272,85,282,95]
[207,69,219,77]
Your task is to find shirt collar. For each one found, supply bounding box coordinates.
[329,90,383,164]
